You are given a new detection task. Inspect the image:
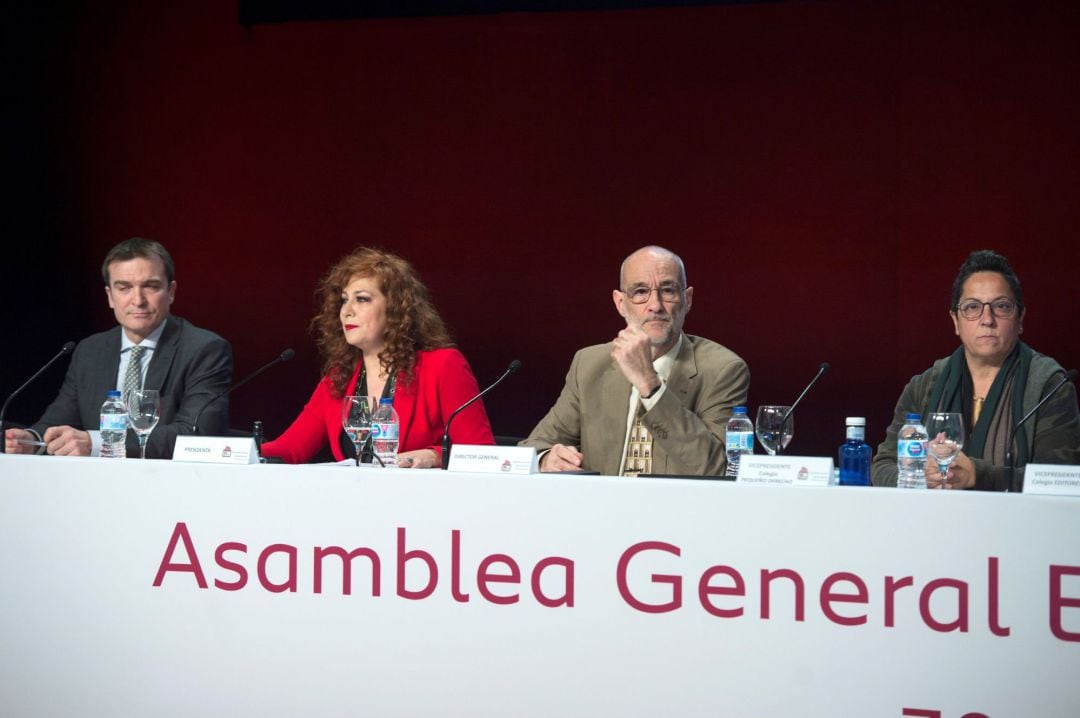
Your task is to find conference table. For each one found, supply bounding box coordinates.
[1,453,1077,717]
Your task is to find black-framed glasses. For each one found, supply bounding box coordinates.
[622,284,684,304]
[955,298,1018,321]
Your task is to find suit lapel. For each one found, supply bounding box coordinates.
[665,334,698,403]
[91,327,124,407]
[145,317,181,392]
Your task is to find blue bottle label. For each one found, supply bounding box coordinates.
[898,439,926,458]
[373,422,398,440]
[100,414,128,432]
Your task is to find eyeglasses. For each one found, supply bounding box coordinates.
[622,285,684,304]
[955,298,1018,321]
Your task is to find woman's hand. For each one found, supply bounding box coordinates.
[396,449,440,469]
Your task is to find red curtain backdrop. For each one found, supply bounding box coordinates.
[6,0,1079,458]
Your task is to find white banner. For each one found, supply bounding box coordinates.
[1,453,1078,717]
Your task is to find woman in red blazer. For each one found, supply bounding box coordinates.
[260,248,494,467]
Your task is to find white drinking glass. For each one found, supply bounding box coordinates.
[925,412,965,489]
[126,389,160,459]
[341,395,375,465]
[755,405,793,456]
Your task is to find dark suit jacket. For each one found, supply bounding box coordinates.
[521,334,750,476]
[31,316,233,459]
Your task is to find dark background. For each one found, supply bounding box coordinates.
[3,0,1078,459]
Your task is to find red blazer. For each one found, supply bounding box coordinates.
[261,348,495,464]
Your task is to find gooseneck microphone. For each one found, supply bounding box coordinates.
[191,348,295,435]
[0,341,76,454]
[781,362,830,424]
[771,362,830,456]
[441,359,522,470]
[1003,368,1078,491]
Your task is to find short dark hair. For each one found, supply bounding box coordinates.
[101,238,175,285]
[950,249,1024,312]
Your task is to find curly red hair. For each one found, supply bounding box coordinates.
[312,247,454,398]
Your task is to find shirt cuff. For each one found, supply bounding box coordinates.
[640,381,667,412]
[89,430,103,458]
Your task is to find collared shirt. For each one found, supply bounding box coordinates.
[88,320,169,456]
[617,333,683,472]
[116,319,167,392]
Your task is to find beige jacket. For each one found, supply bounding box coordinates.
[522,334,749,476]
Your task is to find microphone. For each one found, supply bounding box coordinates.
[771,362,829,456]
[441,359,521,470]
[0,341,76,454]
[781,362,830,424]
[1003,368,1078,491]
[191,348,295,435]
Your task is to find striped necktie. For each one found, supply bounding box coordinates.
[124,345,145,401]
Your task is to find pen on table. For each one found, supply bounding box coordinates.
[12,438,46,447]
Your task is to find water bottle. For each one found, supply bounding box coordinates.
[897,412,928,489]
[838,417,871,486]
[371,398,400,467]
[724,406,754,478]
[99,389,128,459]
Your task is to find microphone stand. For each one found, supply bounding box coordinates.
[441,360,521,470]
[0,341,75,454]
[191,348,295,435]
[1002,368,1077,492]
[776,362,830,455]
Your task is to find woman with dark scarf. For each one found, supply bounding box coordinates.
[871,250,1080,490]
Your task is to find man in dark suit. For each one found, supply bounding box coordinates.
[4,238,232,458]
[521,245,749,476]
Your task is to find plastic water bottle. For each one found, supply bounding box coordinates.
[897,412,928,489]
[371,398,400,467]
[838,417,871,486]
[99,389,128,459]
[724,406,754,478]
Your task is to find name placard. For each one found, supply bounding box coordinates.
[737,455,835,487]
[1022,463,1080,496]
[172,436,259,465]
[447,445,538,474]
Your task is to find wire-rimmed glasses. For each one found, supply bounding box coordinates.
[621,283,685,304]
[955,298,1017,321]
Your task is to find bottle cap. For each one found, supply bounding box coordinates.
[733,406,747,414]
[379,397,393,405]
[845,417,865,426]
[905,412,921,422]
[107,390,122,398]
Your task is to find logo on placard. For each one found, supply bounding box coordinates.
[501,460,512,472]
[222,446,232,458]
[797,466,809,481]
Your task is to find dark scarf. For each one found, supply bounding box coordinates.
[925,341,1032,467]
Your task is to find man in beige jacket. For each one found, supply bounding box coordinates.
[522,246,749,476]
